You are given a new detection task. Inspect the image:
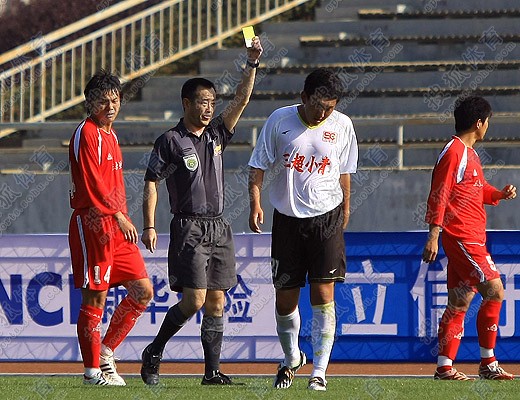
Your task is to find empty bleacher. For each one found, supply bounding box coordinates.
[3,0,520,234]
[357,8,520,20]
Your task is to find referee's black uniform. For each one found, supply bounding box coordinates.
[145,114,237,292]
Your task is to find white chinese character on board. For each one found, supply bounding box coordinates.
[411,259,448,338]
[496,263,520,337]
[341,259,397,335]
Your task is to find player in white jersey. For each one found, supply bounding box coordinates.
[248,68,358,391]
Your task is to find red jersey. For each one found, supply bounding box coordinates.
[425,136,499,243]
[69,117,127,216]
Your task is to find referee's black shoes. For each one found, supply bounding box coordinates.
[201,370,233,385]
[141,343,162,385]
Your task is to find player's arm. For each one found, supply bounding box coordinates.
[142,180,159,253]
[113,211,138,244]
[76,131,123,216]
[422,224,441,263]
[423,147,458,263]
[77,138,139,243]
[76,131,139,244]
[486,183,517,204]
[248,167,265,233]
[222,37,263,131]
[425,150,457,227]
[340,173,351,229]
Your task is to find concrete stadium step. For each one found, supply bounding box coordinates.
[225,94,520,119]
[357,8,520,20]
[200,44,520,72]
[219,86,520,101]
[261,18,520,39]
[263,59,520,75]
[296,44,520,64]
[314,0,520,20]
[299,33,520,47]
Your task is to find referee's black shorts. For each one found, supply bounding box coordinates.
[271,203,346,289]
[167,214,237,292]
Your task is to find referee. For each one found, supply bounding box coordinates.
[140,36,263,385]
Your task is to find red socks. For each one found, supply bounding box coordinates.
[437,308,465,360]
[102,296,146,351]
[477,300,501,366]
[437,301,502,368]
[77,304,103,368]
[477,300,501,349]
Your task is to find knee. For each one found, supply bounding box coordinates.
[133,280,154,305]
[276,302,296,316]
[141,284,154,304]
[81,289,107,309]
[180,295,205,316]
[481,279,505,302]
[309,283,335,307]
[485,287,504,302]
[204,300,224,316]
[276,298,300,316]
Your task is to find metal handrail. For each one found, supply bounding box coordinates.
[0,0,310,138]
[2,113,520,171]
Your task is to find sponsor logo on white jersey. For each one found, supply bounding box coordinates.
[322,131,337,143]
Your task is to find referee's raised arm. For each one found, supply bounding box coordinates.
[222,36,263,132]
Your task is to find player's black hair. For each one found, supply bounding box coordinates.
[83,69,121,115]
[303,68,343,100]
[454,95,492,133]
[181,77,216,102]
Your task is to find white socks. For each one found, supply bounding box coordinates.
[310,302,336,379]
[100,344,113,357]
[480,347,494,358]
[437,355,453,368]
[276,307,301,368]
[84,367,101,377]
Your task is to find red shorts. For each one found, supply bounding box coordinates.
[69,210,148,291]
[441,232,500,289]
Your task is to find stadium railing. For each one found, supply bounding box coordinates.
[0,0,312,138]
[2,114,520,172]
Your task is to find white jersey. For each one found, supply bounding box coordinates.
[249,105,358,218]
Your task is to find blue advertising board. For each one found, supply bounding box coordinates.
[0,231,519,362]
[300,231,520,362]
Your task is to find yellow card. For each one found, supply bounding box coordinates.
[242,26,255,48]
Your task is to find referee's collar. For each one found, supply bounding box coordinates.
[177,118,208,139]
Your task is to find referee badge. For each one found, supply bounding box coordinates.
[183,154,199,171]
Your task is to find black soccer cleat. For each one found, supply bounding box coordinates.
[201,370,233,385]
[273,350,307,389]
[140,343,162,385]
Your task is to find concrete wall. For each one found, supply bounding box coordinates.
[1,167,519,235]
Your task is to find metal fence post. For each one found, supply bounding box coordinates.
[397,124,404,170]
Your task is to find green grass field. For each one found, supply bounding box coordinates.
[1,376,520,400]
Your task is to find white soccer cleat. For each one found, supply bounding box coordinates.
[83,370,125,386]
[307,376,327,391]
[99,353,126,386]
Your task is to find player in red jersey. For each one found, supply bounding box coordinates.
[422,96,516,380]
[68,70,153,386]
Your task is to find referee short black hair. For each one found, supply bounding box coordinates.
[181,77,216,102]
